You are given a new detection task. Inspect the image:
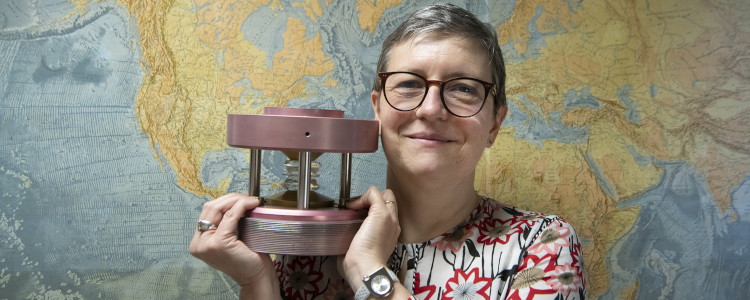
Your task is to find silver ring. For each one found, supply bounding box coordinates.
[384,200,396,205]
[197,219,216,232]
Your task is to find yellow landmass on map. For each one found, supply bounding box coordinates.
[493,0,750,297]
[587,121,661,201]
[620,279,639,300]
[562,107,664,200]
[118,0,335,197]
[356,0,402,33]
[237,37,270,73]
[692,135,750,213]
[498,0,579,55]
[292,0,323,22]
[261,0,276,10]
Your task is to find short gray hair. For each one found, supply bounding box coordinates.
[373,3,507,110]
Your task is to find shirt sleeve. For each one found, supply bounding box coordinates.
[505,217,587,300]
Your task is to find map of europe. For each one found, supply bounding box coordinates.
[1,0,748,299]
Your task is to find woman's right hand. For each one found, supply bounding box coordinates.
[189,193,279,297]
[338,187,402,291]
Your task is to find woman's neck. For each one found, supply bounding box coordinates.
[386,167,480,244]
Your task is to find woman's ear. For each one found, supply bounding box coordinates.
[371,91,381,136]
[487,104,508,147]
[371,91,381,121]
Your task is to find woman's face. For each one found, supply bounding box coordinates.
[371,34,507,183]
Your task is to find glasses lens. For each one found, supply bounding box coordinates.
[383,73,426,111]
[443,79,487,117]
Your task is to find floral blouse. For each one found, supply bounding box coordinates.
[274,197,587,300]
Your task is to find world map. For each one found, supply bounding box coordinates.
[1,0,749,299]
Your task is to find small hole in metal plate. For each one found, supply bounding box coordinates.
[305,132,310,137]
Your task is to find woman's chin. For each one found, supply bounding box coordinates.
[398,159,456,180]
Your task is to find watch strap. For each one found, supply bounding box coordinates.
[354,283,371,300]
[354,268,399,300]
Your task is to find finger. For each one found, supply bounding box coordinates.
[381,189,398,217]
[190,229,201,255]
[214,196,260,238]
[346,186,381,210]
[199,193,252,226]
[192,195,252,254]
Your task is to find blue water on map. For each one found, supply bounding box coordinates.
[603,161,749,299]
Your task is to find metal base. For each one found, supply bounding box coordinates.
[265,191,335,209]
[238,206,366,256]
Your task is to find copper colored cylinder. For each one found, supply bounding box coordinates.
[228,107,377,256]
[238,207,366,255]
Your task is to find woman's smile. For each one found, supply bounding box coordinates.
[405,131,454,146]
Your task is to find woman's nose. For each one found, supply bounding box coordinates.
[415,85,448,120]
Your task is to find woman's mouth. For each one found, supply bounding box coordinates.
[406,132,453,144]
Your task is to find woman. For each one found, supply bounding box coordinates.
[191,4,586,300]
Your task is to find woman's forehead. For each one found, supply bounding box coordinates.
[388,34,492,80]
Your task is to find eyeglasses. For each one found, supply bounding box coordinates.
[378,71,494,118]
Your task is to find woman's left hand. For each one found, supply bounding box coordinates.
[338,186,401,288]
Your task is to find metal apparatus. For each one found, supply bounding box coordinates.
[227,107,379,255]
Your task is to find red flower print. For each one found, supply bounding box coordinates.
[413,272,436,299]
[545,263,583,296]
[443,268,491,300]
[507,256,557,300]
[508,245,559,300]
[477,217,523,245]
[517,253,553,272]
[509,213,542,228]
[295,256,314,264]
[321,281,353,300]
[284,258,323,300]
[429,227,476,253]
[274,259,285,286]
[527,221,571,256]
[485,198,505,213]
[478,198,510,222]
[507,285,558,300]
[570,236,585,268]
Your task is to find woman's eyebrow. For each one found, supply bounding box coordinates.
[390,68,486,80]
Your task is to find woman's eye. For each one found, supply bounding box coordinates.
[459,86,475,93]
[396,81,422,89]
[450,85,478,95]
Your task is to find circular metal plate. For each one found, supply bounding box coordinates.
[245,206,366,221]
[226,108,379,153]
[238,207,366,255]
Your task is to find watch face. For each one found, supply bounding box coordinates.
[370,274,392,295]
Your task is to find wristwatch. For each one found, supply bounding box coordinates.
[354,266,399,300]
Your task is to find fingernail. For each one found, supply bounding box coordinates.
[345,197,360,203]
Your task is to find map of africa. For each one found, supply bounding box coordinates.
[1,0,748,299]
